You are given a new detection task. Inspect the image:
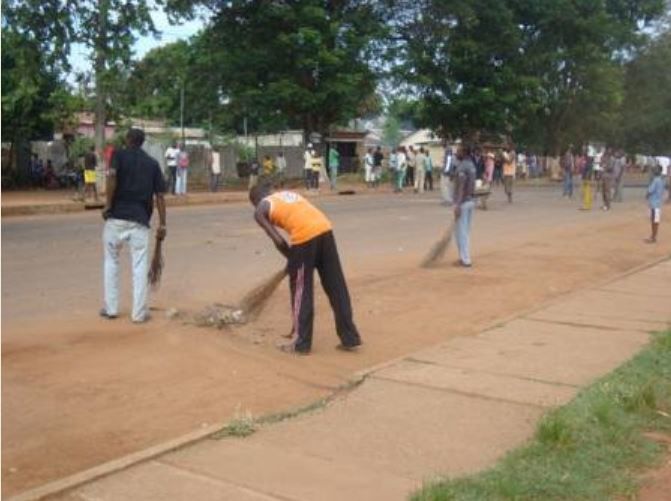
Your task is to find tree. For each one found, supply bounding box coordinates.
[120,37,239,135]
[508,0,660,154]
[201,0,388,143]
[393,0,531,142]
[1,29,60,142]
[622,31,671,154]
[393,0,665,153]
[382,116,403,147]
[121,41,191,122]
[1,29,62,183]
[4,0,163,182]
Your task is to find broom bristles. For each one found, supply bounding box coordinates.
[239,269,287,318]
[421,223,454,268]
[148,237,164,288]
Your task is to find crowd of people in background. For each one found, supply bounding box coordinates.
[25,138,671,221]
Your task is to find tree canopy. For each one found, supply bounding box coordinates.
[393,0,666,153]
[200,0,387,137]
[1,29,61,143]
[2,0,670,159]
[622,31,671,155]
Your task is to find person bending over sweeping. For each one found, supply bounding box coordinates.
[249,184,362,354]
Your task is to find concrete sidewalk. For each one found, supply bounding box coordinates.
[19,259,671,501]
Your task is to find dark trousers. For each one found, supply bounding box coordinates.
[288,231,361,352]
[210,173,221,192]
[602,176,612,209]
[310,170,320,190]
[168,166,177,194]
[425,170,434,191]
[406,166,415,186]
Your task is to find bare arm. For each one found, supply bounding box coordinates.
[453,170,465,205]
[254,200,289,258]
[453,170,465,219]
[105,175,116,209]
[103,157,117,219]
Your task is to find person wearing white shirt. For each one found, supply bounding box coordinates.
[395,147,407,193]
[164,141,180,194]
[210,150,222,192]
[304,145,313,190]
[441,146,455,205]
[655,156,671,203]
[364,148,374,188]
[276,151,287,187]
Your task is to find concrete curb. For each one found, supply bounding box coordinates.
[8,257,669,500]
[6,379,364,501]
[353,254,671,382]
[1,193,251,218]
[5,424,229,501]
[0,186,372,218]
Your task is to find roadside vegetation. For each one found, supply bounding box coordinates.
[413,329,671,501]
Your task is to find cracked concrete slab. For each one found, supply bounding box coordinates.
[160,435,419,501]
[373,359,577,408]
[526,310,668,333]
[411,318,650,386]
[539,289,671,323]
[177,378,544,484]
[56,460,276,501]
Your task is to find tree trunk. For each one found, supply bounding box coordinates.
[94,0,110,194]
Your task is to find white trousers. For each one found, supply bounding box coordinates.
[175,168,188,194]
[415,168,426,193]
[103,219,150,322]
[441,175,454,204]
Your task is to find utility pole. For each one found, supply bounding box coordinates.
[94,0,110,194]
[180,82,185,146]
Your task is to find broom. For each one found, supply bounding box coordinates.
[238,269,287,319]
[148,235,165,288]
[420,221,455,268]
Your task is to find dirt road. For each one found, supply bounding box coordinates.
[2,186,668,496]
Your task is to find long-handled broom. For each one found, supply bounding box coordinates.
[420,221,455,268]
[148,235,165,288]
[238,269,287,319]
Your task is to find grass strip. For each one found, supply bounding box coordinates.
[413,329,671,501]
[211,376,365,439]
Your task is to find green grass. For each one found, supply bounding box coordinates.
[212,377,364,440]
[212,410,257,438]
[412,330,671,501]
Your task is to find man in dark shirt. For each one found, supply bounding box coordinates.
[453,145,477,268]
[101,128,167,323]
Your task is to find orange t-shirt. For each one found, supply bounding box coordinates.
[265,191,332,245]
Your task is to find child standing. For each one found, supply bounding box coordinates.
[646,165,665,243]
